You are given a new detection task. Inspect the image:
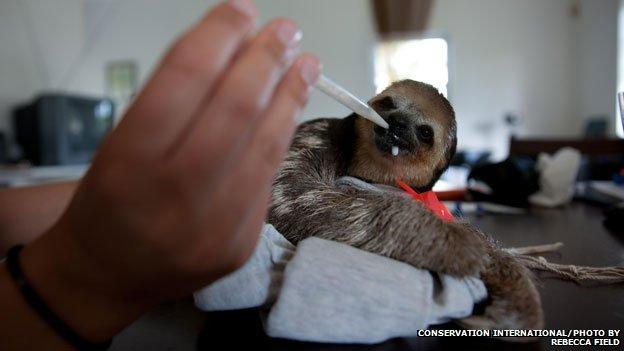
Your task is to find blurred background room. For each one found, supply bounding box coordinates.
[1,1,623,349]
[0,0,622,191]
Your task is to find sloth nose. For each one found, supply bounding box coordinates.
[387,113,410,131]
[387,113,415,144]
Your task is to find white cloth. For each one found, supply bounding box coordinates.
[194,224,487,344]
[529,147,581,207]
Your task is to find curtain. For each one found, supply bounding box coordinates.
[371,0,434,37]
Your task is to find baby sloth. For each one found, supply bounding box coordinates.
[268,80,543,332]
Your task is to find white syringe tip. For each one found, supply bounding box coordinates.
[364,108,389,129]
[316,74,389,129]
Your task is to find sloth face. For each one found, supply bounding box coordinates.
[350,80,457,191]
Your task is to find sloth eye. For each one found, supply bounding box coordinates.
[417,125,434,142]
[376,96,396,110]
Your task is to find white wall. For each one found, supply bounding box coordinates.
[0,0,619,159]
[429,0,619,158]
[0,0,83,134]
[256,0,377,120]
[562,0,620,139]
[429,0,577,158]
[576,0,619,136]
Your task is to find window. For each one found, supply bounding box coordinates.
[374,37,449,96]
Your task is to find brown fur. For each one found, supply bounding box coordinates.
[268,80,543,336]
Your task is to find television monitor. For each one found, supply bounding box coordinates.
[13,94,114,166]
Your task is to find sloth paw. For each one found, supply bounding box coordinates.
[458,296,544,341]
[427,223,490,277]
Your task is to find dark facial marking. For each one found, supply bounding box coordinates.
[416,125,434,145]
[376,96,397,111]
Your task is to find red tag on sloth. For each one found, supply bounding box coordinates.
[396,179,454,222]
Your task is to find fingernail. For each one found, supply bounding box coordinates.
[227,0,256,18]
[275,21,302,48]
[299,55,321,87]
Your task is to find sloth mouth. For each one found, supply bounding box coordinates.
[373,130,413,158]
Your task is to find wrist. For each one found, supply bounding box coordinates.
[19,224,150,342]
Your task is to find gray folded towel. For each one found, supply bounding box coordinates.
[194,224,487,344]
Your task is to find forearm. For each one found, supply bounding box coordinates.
[0,264,71,350]
[0,225,148,350]
[274,186,438,252]
[0,181,78,253]
[271,184,488,276]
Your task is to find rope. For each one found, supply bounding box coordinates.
[517,255,624,285]
[505,242,564,255]
[504,243,624,285]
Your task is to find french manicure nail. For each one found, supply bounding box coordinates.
[227,0,256,18]
[275,21,302,48]
[299,56,321,87]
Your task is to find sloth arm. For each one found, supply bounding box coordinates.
[269,125,488,277]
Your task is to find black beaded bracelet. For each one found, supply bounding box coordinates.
[5,245,112,351]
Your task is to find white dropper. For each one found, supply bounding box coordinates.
[316,74,389,129]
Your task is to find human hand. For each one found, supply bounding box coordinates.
[20,0,319,341]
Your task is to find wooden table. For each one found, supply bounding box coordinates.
[113,202,624,350]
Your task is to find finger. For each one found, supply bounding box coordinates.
[174,18,302,173]
[111,0,257,155]
[230,184,272,269]
[209,55,320,236]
